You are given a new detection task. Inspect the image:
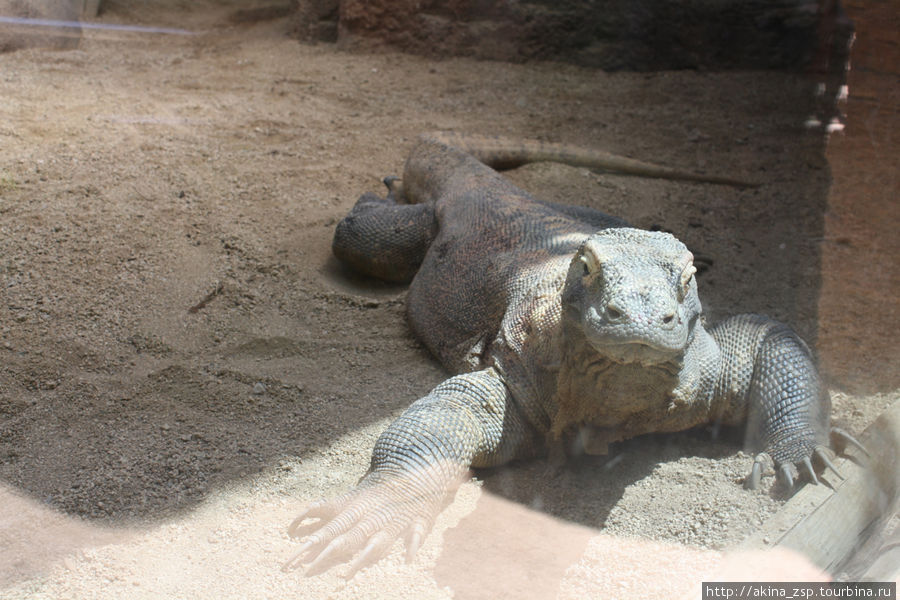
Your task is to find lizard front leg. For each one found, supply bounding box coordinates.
[283,367,538,576]
[710,314,842,490]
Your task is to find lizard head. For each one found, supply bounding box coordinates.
[561,228,702,366]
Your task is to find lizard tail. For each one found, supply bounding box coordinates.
[421,131,759,189]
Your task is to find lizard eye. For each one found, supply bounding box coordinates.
[579,249,601,279]
[678,264,697,301]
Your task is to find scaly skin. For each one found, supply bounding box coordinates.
[287,133,840,576]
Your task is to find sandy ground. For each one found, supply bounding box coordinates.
[0,1,897,598]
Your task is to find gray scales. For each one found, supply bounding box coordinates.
[284,133,858,576]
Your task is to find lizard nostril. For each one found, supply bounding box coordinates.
[662,313,675,325]
[606,305,623,321]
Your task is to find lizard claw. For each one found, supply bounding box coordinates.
[748,436,852,492]
[813,446,844,480]
[282,537,321,572]
[305,532,358,576]
[405,517,428,563]
[831,427,870,458]
[801,457,819,485]
[745,453,767,490]
[382,175,405,202]
[345,531,395,579]
[287,499,336,538]
[778,463,795,489]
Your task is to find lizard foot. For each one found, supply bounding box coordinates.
[283,466,456,577]
[744,444,845,491]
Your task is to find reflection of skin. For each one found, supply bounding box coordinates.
[436,491,831,600]
[0,484,131,586]
[715,548,829,582]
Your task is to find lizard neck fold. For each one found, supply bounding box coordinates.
[550,318,721,454]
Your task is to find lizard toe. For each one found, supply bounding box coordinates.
[345,531,397,579]
[405,516,431,563]
[305,532,361,576]
[778,463,796,489]
[744,453,769,490]
[288,491,357,537]
[282,535,325,572]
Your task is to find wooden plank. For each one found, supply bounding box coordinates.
[740,400,900,575]
[859,522,900,581]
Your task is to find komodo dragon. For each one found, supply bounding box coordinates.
[285,132,856,575]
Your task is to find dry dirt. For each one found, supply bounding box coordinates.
[0,1,897,599]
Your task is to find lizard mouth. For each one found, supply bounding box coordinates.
[589,339,683,366]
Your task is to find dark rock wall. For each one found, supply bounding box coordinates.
[293,0,850,71]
